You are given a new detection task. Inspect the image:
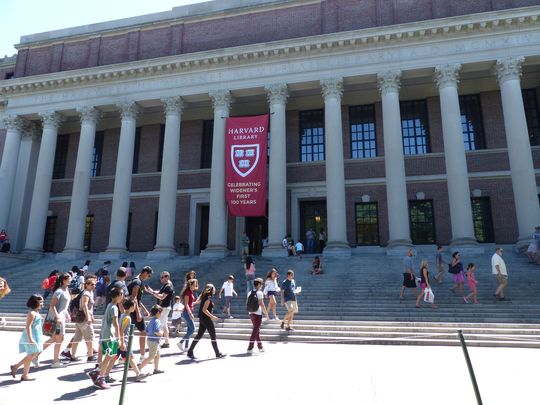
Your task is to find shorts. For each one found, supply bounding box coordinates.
[285,301,298,313]
[266,291,277,297]
[73,321,94,342]
[159,307,171,327]
[101,340,119,357]
[147,341,160,358]
[224,296,232,308]
[402,273,417,288]
[130,312,146,332]
[171,317,182,328]
[496,273,508,287]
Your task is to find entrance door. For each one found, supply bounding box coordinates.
[245,216,268,255]
[198,205,209,254]
[299,200,327,253]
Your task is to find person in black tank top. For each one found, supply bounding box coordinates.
[187,284,226,359]
[416,259,438,309]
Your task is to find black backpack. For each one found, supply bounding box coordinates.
[68,291,86,323]
[246,290,259,312]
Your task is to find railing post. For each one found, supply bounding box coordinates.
[457,330,483,405]
[119,324,135,405]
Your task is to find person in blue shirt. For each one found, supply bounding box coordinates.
[139,305,164,374]
[280,270,298,331]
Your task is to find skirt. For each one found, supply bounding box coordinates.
[454,272,465,283]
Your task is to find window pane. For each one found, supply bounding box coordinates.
[409,201,435,244]
[53,135,69,179]
[400,100,431,155]
[355,203,379,245]
[350,104,377,159]
[299,110,325,162]
[522,89,540,146]
[459,95,485,150]
[471,197,494,243]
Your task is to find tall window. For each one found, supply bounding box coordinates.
[299,109,325,162]
[355,203,379,245]
[84,215,94,251]
[157,124,165,172]
[126,212,132,251]
[409,200,435,244]
[459,95,486,150]
[400,100,430,155]
[522,89,540,146]
[200,120,214,169]
[153,211,159,247]
[91,131,104,177]
[132,127,142,174]
[471,197,494,243]
[350,104,377,158]
[43,216,57,252]
[53,134,70,179]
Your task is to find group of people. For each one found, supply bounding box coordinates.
[525,226,540,264]
[7,259,302,390]
[400,246,509,308]
[281,228,327,257]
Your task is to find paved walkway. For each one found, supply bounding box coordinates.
[0,330,537,405]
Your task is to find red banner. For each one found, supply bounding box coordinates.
[225,114,269,217]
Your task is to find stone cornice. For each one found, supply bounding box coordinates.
[2,6,540,99]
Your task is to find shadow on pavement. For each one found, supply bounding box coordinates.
[53,386,97,401]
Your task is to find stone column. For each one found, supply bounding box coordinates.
[60,107,100,258]
[262,83,289,257]
[102,102,139,258]
[148,96,183,259]
[201,90,232,258]
[0,115,26,231]
[321,78,350,256]
[377,71,412,254]
[23,111,64,254]
[495,57,540,247]
[434,65,483,253]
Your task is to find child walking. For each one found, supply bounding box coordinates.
[118,299,149,381]
[464,263,479,304]
[11,294,44,381]
[218,275,237,319]
[170,296,184,337]
[139,305,164,374]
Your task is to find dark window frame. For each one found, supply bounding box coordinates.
[471,197,495,243]
[200,120,214,169]
[157,124,165,172]
[53,134,70,179]
[522,89,540,146]
[299,109,325,162]
[84,215,94,251]
[43,216,57,252]
[409,200,436,244]
[91,131,104,177]
[132,127,142,174]
[459,94,486,150]
[350,104,377,158]
[126,212,132,251]
[400,100,431,155]
[355,202,380,246]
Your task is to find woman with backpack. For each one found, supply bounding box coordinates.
[42,270,59,300]
[70,275,97,362]
[247,278,268,354]
[449,251,465,295]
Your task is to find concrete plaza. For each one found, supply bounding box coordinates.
[0,330,537,405]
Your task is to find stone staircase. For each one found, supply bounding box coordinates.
[1,246,540,348]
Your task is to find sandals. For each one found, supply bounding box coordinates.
[20,376,35,381]
[10,365,16,378]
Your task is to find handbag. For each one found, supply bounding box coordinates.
[42,318,55,336]
[424,287,435,303]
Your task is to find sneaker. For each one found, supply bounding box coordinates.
[216,353,227,359]
[51,362,68,368]
[228,316,234,319]
[60,351,74,361]
[87,355,97,362]
[246,349,253,355]
[258,347,265,353]
[135,372,149,381]
[31,357,39,367]
[153,369,165,374]
[280,321,285,329]
[187,352,196,360]
[86,370,99,383]
[160,343,170,349]
[463,297,469,304]
[105,376,116,383]
[94,377,111,390]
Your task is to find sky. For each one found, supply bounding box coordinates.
[0,0,207,57]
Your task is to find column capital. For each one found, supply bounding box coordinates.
[377,71,402,96]
[1,115,27,133]
[209,90,232,111]
[38,111,64,130]
[495,56,524,85]
[116,101,140,121]
[22,123,41,141]
[161,96,184,116]
[320,78,343,100]
[434,64,462,90]
[265,83,289,105]
[77,106,101,125]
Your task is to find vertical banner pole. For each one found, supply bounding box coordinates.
[457,330,483,405]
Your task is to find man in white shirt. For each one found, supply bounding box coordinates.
[491,247,508,301]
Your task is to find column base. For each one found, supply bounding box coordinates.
[262,244,289,257]
[449,237,484,254]
[21,248,45,258]
[56,249,86,260]
[146,247,177,260]
[385,239,413,256]
[200,245,229,259]
[100,248,129,260]
[323,241,351,258]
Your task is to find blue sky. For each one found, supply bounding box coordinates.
[1,0,205,57]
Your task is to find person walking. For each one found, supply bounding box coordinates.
[449,251,465,295]
[0,276,11,327]
[415,260,437,309]
[187,284,226,360]
[138,305,165,374]
[41,271,58,301]
[247,278,269,354]
[10,294,44,381]
[218,275,237,319]
[492,247,508,301]
[70,275,97,362]
[240,231,250,263]
[127,266,153,362]
[433,245,445,283]
[526,227,540,263]
[280,270,299,331]
[399,249,417,300]
[144,271,174,348]
[245,255,256,296]
[177,278,199,353]
[264,269,280,320]
[463,263,479,304]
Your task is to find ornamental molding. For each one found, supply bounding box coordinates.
[320,78,343,100]
[1,115,27,133]
[377,71,401,95]
[77,106,101,125]
[265,83,289,105]
[161,96,184,116]
[434,63,462,89]
[209,90,232,111]
[495,56,525,84]
[116,101,140,121]
[38,111,63,129]
[1,7,540,99]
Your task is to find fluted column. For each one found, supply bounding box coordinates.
[60,107,100,258]
[377,71,412,254]
[0,116,26,231]
[321,78,350,256]
[23,111,64,254]
[434,65,482,253]
[148,96,183,258]
[495,57,540,247]
[201,90,232,258]
[263,83,289,257]
[103,102,139,258]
